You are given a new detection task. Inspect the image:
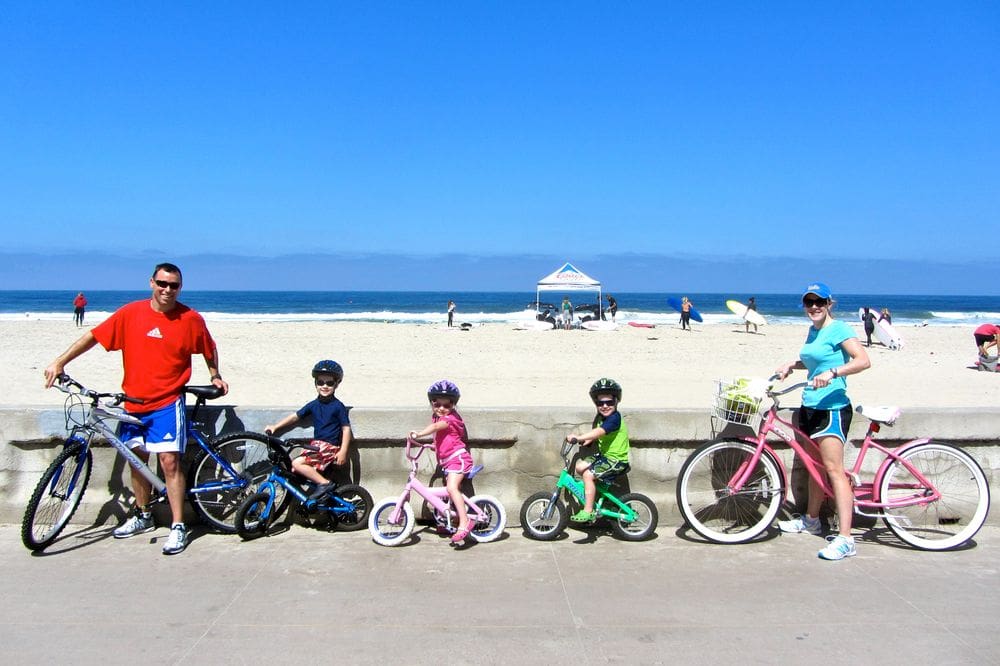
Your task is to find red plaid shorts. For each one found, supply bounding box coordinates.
[301,440,341,472]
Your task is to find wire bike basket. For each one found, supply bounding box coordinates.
[712,377,767,432]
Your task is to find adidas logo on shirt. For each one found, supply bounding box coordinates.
[147,327,163,339]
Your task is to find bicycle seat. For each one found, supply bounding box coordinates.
[855,405,901,426]
[467,464,484,479]
[184,385,224,401]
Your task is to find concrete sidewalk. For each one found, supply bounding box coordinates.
[1,520,997,665]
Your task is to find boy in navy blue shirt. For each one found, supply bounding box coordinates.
[265,360,352,499]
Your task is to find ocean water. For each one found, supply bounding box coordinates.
[1,291,996,327]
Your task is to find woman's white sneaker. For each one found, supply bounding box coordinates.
[818,535,856,560]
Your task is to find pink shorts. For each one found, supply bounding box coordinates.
[300,440,341,472]
[440,449,474,475]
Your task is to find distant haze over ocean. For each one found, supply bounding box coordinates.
[1,251,998,296]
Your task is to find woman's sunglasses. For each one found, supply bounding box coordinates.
[802,297,829,307]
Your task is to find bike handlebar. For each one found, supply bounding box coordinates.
[53,373,144,406]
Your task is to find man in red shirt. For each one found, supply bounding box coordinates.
[44,263,229,555]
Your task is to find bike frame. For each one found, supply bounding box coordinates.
[52,379,254,505]
[542,466,639,523]
[727,388,942,516]
[253,465,357,518]
[385,439,489,526]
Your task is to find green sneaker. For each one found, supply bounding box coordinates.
[570,509,595,523]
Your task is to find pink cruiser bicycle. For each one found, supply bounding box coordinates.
[368,437,507,547]
[676,377,990,550]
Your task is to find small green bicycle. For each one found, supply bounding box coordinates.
[519,439,658,541]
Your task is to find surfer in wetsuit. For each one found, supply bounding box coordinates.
[680,297,693,330]
[861,306,876,347]
[606,294,618,322]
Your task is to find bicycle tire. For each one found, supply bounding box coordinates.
[235,490,273,540]
[328,484,374,532]
[676,438,784,543]
[188,431,289,533]
[21,442,93,551]
[368,498,415,546]
[467,494,506,543]
[610,492,658,541]
[878,441,990,550]
[519,491,569,541]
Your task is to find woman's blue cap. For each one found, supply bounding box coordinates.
[802,282,832,299]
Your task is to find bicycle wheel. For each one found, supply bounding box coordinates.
[329,484,374,532]
[610,492,658,542]
[235,490,273,540]
[467,494,506,543]
[519,491,569,541]
[21,442,93,551]
[676,438,784,543]
[368,498,415,546]
[879,441,990,550]
[187,432,288,533]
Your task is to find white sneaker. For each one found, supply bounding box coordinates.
[778,514,823,536]
[113,512,154,539]
[162,523,189,555]
[818,535,857,561]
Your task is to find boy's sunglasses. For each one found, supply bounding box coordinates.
[596,399,617,407]
[154,279,182,290]
[802,297,828,307]
[315,379,339,387]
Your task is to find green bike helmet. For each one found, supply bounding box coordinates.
[589,378,622,404]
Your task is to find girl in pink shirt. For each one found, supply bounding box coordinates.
[409,380,474,543]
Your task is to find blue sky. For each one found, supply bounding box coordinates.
[2,3,998,292]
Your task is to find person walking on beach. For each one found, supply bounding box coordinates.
[606,294,618,322]
[561,296,574,330]
[43,262,228,555]
[775,282,870,561]
[861,306,876,347]
[447,300,456,327]
[973,323,1000,358]
[879,308,892,325]
[680,297,693,330]
[73,292,88,327]
[744,297,759,334]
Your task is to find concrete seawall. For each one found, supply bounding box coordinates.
[3,405,998,527]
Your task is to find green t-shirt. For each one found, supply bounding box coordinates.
[593,411,630,462]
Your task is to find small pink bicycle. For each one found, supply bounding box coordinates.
[676,378,990,550]
[367,437,507,547]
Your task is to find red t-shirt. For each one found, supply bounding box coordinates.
[91,300,217,412]
[73,294,87,308]
[974,324,1000,337]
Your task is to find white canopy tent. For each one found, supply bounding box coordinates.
[535,262,602,314]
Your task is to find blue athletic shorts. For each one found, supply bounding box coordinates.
[798,405,853,444]
[118,398,187,454]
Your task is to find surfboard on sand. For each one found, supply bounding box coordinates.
[857,308,903,350]
[515,319,554,331]
[628,322,655,328]
[725,299,766,327]
[666,297,703,323]
[581,320,617,331]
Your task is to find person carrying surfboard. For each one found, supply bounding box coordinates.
[861,306,876,347]
[745,297,758,334]
[680,297,693,331]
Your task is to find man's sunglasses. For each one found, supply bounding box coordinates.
[802,297,828,307]
[154,279,182,290]
[315,379,339,387]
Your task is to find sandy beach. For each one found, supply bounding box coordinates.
[5,318,997,412]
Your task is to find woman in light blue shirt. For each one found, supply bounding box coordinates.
[774,282,871,561]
